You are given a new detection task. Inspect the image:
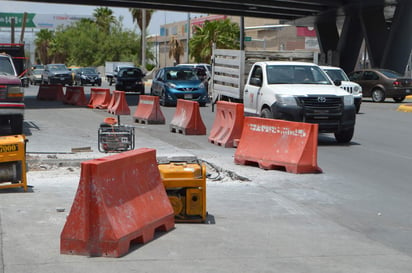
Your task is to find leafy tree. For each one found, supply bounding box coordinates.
[169,36,184,65]
[34,29,54,64]
[93,7,116,33]
[34,7,154,67]
[189,19,240,63]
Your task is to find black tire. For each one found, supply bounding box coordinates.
[371,88,385,102]
[160,91,168,106]
[10,115,23,135]
[334,127,354,143]
[260,108,273,119]
[393,96,405,103]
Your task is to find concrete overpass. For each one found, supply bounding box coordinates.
[21,0,412,74]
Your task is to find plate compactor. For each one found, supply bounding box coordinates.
[0,135,27,191]
[157,156,207,223]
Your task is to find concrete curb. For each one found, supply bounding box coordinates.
[397,103,412,112]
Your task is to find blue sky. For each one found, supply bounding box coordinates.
[0,1,207,34]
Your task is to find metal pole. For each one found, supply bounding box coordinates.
[240,16,244,50]
[186,13,190,63]
[142,9,146,71]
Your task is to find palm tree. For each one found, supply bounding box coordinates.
[129,8,155,32]
[169,36,185,65]
[189,19,240,63]
[129,8,155,65]
[93,7,116,33]
[34,29,54,64]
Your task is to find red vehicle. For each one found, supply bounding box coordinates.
[0,52,25,134]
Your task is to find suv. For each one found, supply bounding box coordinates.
[0,53,24,134]
[321,66,362,113]
[41,64,72,85]
[244,61,356,143]
[115,67,145,93]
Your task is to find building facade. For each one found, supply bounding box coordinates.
[151,14,320,68]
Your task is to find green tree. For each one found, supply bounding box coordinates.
[189,19,240,63]
[129,8,155,66]
[169,36,184,65]
[129,8,155,32]
[93,7,116,33]
[34,29,54,64]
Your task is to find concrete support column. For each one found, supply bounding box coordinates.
[337,8,364,74]
[360,3,388,68]
[315,12,339,65]
[381,0,412,74]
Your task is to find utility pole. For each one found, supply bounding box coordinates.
[186,13,190,63]
[142,9,146,71]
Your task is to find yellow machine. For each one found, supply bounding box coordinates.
[0,135,27,191]
[157,156,207,223]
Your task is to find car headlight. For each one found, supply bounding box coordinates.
[343,95,354,105]
[198,82,205,88]
[166,82,177,89]
[275,94,297,106]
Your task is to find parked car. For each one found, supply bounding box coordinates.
[176,63,212,80]
[74,67,102,86]
[348,68,412,102]
[41,64,72,85]
[150,66,209,106]
[29,68,44,85]
[114,67,145,93]
[321,66,362,113]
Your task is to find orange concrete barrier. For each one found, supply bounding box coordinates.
[36,84,64,101]
[63,86,88,106]
[133,95,165,124]
[60,148,175,257]
[234,117,322,174]
[169,99,206,135]
[88,88,112,109]
[107,90,130,115]
[208,101,244,148]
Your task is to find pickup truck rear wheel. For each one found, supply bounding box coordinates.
[334,127,354,143]
[260,108,273,119]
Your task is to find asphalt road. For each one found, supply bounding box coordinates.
[0,82,412,272]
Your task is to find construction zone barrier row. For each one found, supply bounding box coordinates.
[64,86,88,106]
[208,101,244,148]
[169,99,206,135]
[36,84,65,101]
[88,88,111,109]
[60,148,175,257]
[234,117,322,174]
[133,95,165,124]
[107,90,130,115]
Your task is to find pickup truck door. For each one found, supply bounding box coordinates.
[243,65,263,115]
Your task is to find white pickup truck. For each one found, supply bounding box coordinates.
[242,61,356,143]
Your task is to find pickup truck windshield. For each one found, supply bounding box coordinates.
[0,57,16,75]
[267,65,332,85]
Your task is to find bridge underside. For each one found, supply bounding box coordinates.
[22,0,411,73]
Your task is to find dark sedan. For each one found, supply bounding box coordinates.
[115,67,145,93]
[74,67,102,86]
[348,68,412,102]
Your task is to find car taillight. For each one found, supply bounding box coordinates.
[393,80,402,87]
